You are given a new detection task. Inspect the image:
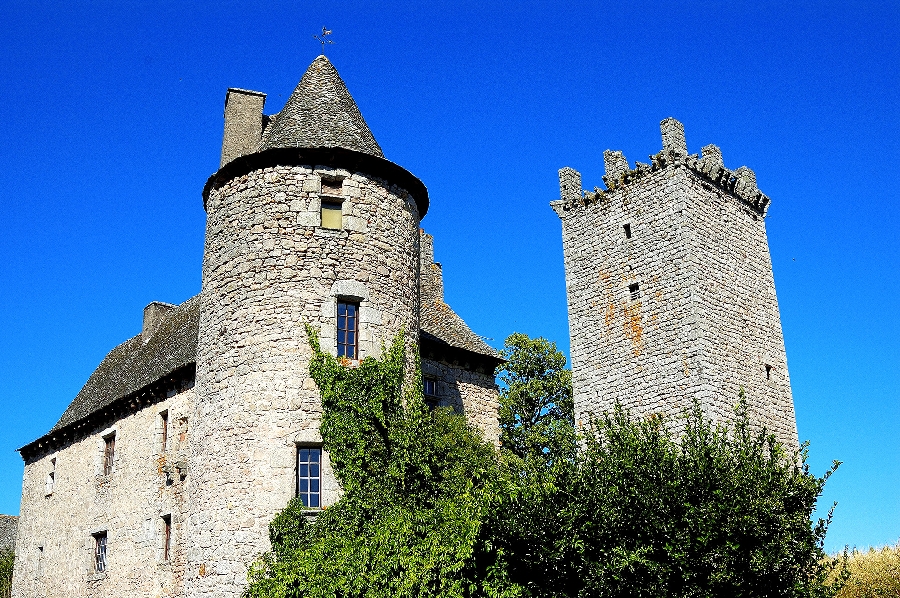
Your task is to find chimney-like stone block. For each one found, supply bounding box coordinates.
[143,302,176,341]
[220,88,267,168]
[701,144,723,167]
[559,167,582,201]
[660,117,687,155]
[419,230,444,302]
[603,150,629,182]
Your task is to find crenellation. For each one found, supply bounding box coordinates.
[660,117,688,155]
[701,144,723,167]
[602,150,630,187]
[558,167,582,201]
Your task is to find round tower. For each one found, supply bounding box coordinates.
[184,56,429,598]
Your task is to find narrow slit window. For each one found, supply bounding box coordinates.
[160,411,168,453]
[765,364,772,380]
[423,377,438,409]
[94,532,107,573]
[103,434,116,476]
[337,301,359,359]
[623,223,632,239]
[629,283,640,301]
[162,515,172,562]
[297,447,322,509]
[46,458,56,495]
[321,201,343,230]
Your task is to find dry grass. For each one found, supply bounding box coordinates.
[832,541,900,598]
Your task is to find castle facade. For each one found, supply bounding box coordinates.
[11,58,797,598]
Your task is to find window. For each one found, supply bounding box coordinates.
[337,301,359,359]
[423,377,438,409]
[321,178,343,196]
[297,447,322,508]
[623,223,632,239]
[765,364,772,380]
[94,532,107,573]
[103,434,116,475]
[45,458,56,496]
[36,545,44,578]
[628,283,640,301]
[160,411,169,453]
[321,201,342,229]
[162,515,172,562]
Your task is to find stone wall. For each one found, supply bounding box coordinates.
[13,382,195,598]
[187,164,421,598]
[0,517,16,554]
[421,359,500,444]
[552,119,797,447]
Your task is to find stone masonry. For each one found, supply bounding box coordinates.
[551,118,798,447]
[0,516,16,554]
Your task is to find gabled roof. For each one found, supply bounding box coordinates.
[49,295,200,433]
[420,299,500,360]
[258,55,384,157]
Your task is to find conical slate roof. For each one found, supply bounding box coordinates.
[258,55,384,157]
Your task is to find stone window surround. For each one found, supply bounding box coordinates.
[158,514,173,564]
[88,527,108,580]
[44,454,57,497]
[320,280,383,361]
[97,426,118,477]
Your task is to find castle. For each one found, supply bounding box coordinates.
[11,56,796,597]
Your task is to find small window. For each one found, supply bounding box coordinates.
[321,178,343,196]
[765,364,772,380]
[94,532,108,573]
[628,283,640,301]
[36,545,44,578]
[160,411,169,453]
[45,458,56,496]
[103,434,116,476]
[162,515,172,562]
[623,223,632,239]
[321,201,343,230]
[423,377,438,409]
[337,301,359,359]
[297,447,322,509]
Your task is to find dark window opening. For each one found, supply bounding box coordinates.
[162,515,172,562]
[103,434,116,476]
[321,178,343,196]
[94,532,107,573]
[297,447,322,509]
[160,411,168,453]
[423,377,438,409]
[765,364,772,380]
[337,301,359,359]
[623,223,632,239]
[629,283,640,301]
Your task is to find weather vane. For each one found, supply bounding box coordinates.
[314,27,334,54]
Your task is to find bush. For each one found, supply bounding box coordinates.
[0,549,13,598]
[832,542,900,598]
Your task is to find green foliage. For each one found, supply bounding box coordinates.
[245,328,515,598]
[0,549,13,598]
[496,333,574,464]
[246,330,842,598]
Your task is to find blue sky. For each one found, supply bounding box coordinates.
[0,1,896,553]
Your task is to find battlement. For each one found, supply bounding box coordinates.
[558,118,771,215]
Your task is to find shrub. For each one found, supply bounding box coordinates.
[0,549,13,598]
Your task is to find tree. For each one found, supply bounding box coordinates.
[496,333,574,464]
[0,548,13,598]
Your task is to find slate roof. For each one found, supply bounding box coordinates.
[49,295,201,433]
[28,292,497,452]
[258,55,384,157]
[420,299,501,359]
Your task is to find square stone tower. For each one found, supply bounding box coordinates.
[552,118,797,447]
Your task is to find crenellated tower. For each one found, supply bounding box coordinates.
[552,118,797,447]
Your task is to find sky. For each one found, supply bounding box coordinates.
[0,1,897,554]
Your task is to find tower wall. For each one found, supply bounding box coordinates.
[553,120,797,447]
[185,164,421,598]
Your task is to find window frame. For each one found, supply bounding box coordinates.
[423,376,439,408]
[336,300,359,360]
[320,200,343,230]
[296,446,323,509]
[162,514,172,562]
[102,433,116,476]
[160,410,169,454]
[93,532,108,573]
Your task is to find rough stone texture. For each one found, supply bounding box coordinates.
[258,56,383,158]
[184,164,421,598]
[220,88,267,167]
[0,516,16,553]
[13,380,195,598]
[552,118,798,448]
